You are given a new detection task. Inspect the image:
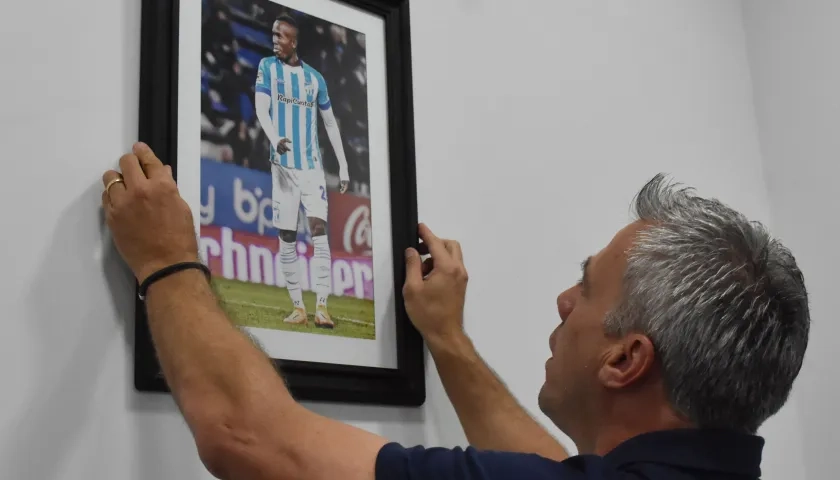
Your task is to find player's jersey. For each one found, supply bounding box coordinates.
[255,56,331,170]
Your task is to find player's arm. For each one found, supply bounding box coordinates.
[254,93,282,149]
[316,74,350,190]
[253,60,286,152]
[405,225,570,462]
[320,105,348,174]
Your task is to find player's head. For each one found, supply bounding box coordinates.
[272,13,299,61]
[537,173,809,451]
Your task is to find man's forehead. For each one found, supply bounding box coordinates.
[589,221,647,279]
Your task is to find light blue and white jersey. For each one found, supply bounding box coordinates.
[255,56,331,170]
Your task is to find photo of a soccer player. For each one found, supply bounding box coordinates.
[255,12,350,329]
[199,0,375,341]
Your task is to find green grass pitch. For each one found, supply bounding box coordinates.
[212,276,376,340]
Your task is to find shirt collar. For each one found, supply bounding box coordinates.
[602,428,764,477]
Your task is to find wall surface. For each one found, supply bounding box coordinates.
[742,1,840,478]
[0,0,808,478]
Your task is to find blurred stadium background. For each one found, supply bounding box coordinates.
[200,0,371,197]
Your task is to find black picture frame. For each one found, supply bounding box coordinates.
[134,0,424,406]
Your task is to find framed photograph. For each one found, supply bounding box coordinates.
[134,0,423,406]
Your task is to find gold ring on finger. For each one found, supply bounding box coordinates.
[105,175,125,198]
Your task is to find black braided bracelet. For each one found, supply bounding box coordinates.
[137,261,212,300]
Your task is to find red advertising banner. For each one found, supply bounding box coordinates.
[328,191,373,257]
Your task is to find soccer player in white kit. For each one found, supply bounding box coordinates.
[254,13,350,329]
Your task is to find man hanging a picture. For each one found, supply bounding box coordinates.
[102,143,810,480]
[254,12,350,329]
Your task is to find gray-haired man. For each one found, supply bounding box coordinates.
[101,143,809,480]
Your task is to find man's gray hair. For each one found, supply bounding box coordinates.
[604,174,810,434]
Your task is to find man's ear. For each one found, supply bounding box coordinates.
[598,334,655,389]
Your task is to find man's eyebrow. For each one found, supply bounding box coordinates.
[580,256,592,292]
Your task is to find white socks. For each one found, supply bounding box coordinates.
[280,238,304,309]
[311,234,332,307]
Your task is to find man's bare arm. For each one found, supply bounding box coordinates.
[404,226,569,461]
[426,330,569,461]
[144,267,389,480]
[102,144,389,480]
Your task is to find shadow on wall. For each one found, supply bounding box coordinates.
[1,179,204,479]
[0,181,136,479]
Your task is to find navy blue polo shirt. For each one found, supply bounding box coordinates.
[375,428,764,479]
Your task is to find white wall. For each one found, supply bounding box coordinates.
[0,0,808,478]
[742,1,840,478]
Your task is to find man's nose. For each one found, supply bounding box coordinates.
[556,287,577,322]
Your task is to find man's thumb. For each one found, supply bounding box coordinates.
[404,247,423,286]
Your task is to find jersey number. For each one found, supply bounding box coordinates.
[319,185,326,200]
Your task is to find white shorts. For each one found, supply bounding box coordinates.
[270,164,328,231]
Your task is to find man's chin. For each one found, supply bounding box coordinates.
[537,385,566,425]
[537,384,551,414]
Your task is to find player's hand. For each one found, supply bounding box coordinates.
[339,168,350,193]
[101,142,200,284]
[276,138,292,155]
[403,223,468,346]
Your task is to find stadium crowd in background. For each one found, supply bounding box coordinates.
[200,0,371,196]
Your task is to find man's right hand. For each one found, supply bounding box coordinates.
[276,138,292,155]
[403,225,570,462]
[403,223,468,345]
